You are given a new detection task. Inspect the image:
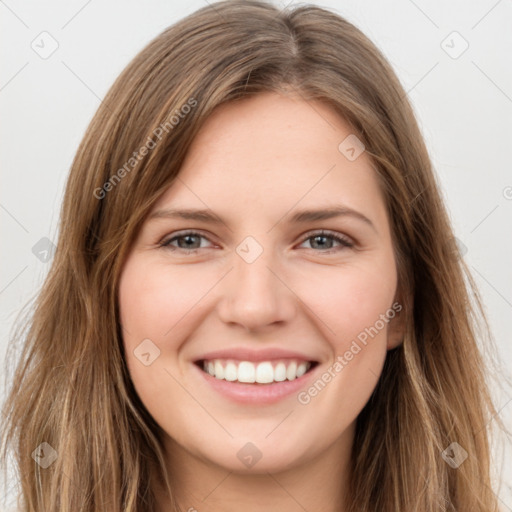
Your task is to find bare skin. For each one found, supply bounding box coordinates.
[118,91,405,512]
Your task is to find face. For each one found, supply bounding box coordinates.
[118,91,404,475]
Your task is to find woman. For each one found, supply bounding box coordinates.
[1,1,509,510]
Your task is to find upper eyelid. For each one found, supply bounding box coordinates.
[161,229,217,246]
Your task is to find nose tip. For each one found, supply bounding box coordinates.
[217,251,296,332]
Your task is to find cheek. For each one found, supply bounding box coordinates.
[294,259,396,422]
[118,258,208,416]
[118,257,226,406]
[118,258,211,346]
[295,255,397,350]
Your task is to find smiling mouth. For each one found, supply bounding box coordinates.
[194,359,319,385]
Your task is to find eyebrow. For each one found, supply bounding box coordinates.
[148,206,376,232]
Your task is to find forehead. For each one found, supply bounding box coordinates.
[185,91,358,170]
[151,92,388,232]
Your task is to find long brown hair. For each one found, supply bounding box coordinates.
[1,1,510,510]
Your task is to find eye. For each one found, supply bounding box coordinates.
[159,231,213,253]
[298,230,354,253]
[159,229,353,255]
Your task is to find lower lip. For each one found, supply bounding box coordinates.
[193,362,319,405]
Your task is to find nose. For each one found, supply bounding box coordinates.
[217,246,297,333]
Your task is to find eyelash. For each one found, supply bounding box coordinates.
[159,230,354,255]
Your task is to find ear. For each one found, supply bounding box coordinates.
[386,292,406,350]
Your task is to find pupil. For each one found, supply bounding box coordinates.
[312,235,331,249]
[180,235,198,249]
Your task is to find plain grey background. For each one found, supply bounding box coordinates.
[1,0,511,509]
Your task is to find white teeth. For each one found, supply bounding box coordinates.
[274,363,287,382]
[255,362,274,383]
[214,360,224,380]
[201,359,313,383]
[286,361,297,381]
[224,362,237,381]
[296,362,308,377]
[238,361,255,383]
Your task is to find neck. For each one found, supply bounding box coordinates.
[154,423,354,512]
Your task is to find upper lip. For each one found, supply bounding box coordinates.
[194,347,319,363]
